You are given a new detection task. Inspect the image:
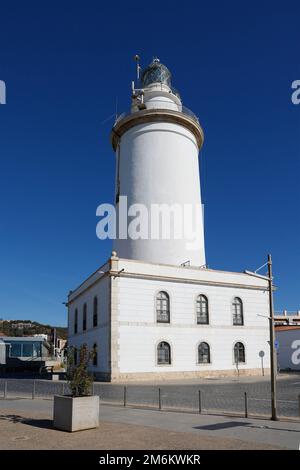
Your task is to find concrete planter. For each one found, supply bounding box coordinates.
[53,395,99,432]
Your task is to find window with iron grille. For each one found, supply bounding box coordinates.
[156,291,170,323]
[232,297,244,325]
[83,303,87,331]
[93,296,98,327]
[74,309,78,334]
[157,341,171,365]
[234,342,245,363]
[198,342,210,363]
[196,295,209,324]
[93,343,98,366]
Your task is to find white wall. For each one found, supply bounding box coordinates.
[116,274,270,374]
[68,275,110,374]
[276,329,300,370]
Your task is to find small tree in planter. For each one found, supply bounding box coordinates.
[53,344,99,432]
[66,344,94,397]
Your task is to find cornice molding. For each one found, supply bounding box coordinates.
[111,108,204,151]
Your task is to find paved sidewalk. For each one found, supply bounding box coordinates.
[0,399,299,450]
[100,404,300,450]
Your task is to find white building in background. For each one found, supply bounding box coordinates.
[67,58,270,381]
[274,310,300,325]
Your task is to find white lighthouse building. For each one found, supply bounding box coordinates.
[67,58,271,381]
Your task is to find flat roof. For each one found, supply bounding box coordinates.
[68,256,269,303]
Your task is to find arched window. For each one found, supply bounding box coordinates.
[92,343,98,366]
[232,297,244,325]
[196,295,209,324]
[157,341,171,365]
[234,342,245,364]
[83,303,87,331]
[74,309,78,334]
[198,342,210,363]
[93,296,98,327]
[156,291,170,323]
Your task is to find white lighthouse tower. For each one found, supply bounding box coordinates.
[111,58,206,267]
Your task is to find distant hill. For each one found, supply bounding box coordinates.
[0,320,67,339]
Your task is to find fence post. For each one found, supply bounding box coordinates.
[32,380,36,400]
[92,382,95,396]
[123,386,127,407]
[198,390,202,414]
[4,381,7,399]
[244,392,248,418]
[158,387,161,411]
[62,382,65,396]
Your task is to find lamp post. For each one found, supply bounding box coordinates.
[267,254,278,421]
[251,254,278,421]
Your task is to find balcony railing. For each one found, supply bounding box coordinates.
[275,311,300,316]
[114,104,200,127]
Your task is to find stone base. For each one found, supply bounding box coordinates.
[53,395,99,432]
[108,368,270,383]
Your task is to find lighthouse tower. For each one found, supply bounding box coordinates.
[111,58,205,267]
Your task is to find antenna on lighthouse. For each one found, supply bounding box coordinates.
[132,55,145,110]
[134,54,141,87]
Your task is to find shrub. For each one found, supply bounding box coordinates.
[66,344,94,397]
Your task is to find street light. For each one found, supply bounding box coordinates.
[248,254,278,421]
[267,254,278,421]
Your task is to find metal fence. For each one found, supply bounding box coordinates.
[114,104,200,127]
[1,379,299,421]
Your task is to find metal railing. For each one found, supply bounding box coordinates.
[0,379,299,421]
[6,355,58,361]
[181,105,200,124]
[114,104,200,127]
[275,311,300,317]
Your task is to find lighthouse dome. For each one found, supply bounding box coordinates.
[141,58,172,88]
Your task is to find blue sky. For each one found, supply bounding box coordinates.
[0,1,299,326]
